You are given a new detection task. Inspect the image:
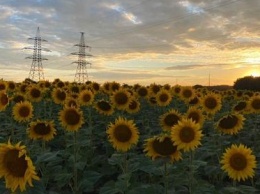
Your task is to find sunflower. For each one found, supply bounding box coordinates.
[148,83,161,96]
[155,89,172,106]
[12,101,33,122]
[232,101,248,114]
[27,120,56,141]
[69,83,80,94]
[18,83,28,94]
[0,80,7,92]
[171,118,203,152]
[110,88,131,110]
[7,81,16,92]
[0,92,9,111]
[179,86,196,102]
[185,106,205,126]
[26,86,43,102]
[107,117,139,152]
[137,86,149,98]
[94,100,114,116]
[0,140,39,192]
[188,95,200,107]
[78,89,94,106]
[216,113,245,135]
[51,88,67,104]
[91,82,101,93]
[247,96,260,113]
[126,98,140,114]
[59,106,84,132]
[200,92,222,115]
[11,93,25,103]
[102,82,111,94]
[171,85,182,96]
[159,109,182,131]
[110,81,121,93]
[144,134,182,163]
[220,144,256,182]
[64,97,79,108]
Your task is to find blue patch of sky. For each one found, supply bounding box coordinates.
[179,1,204,14]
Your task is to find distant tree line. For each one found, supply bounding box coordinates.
[233,76,260,91]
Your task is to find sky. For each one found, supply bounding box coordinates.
[0,0,260,86]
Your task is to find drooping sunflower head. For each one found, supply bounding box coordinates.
[171,118,203,152]
[155,89,172,107]
[201,92,222,115]
[185,106,205,126]
[144,134,182,163]
[232,101,248,114]
[0,140,39,192]
[94,99,114,116]
[26,86,43,102]
[59,106,84,132]
[78,89,94,106]
[159,109,182,131]
[220,144,257,182]
[51,88,67,104]
[216,113,245,135]
[126,98,140,114]
[12,101,33,122]
[0,92,9,111]
[12,93,25,104]
[188,95,200,107]
[27,120,57,141]
[247,96,260,114]
[107,117,139,152]
[110,88,131,110]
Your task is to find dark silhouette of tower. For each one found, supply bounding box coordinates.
[71,32,92,83]
[24,27,50,81]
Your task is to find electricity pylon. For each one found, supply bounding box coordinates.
[71,32,92,83]
[24,27,50,81]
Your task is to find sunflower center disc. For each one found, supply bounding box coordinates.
[83,94,91,102]
[57,91,66,101]
[234,101,246,111]
[252,99,260,110]
[183,90,192,98]
[159,94,169,102]
[165,114,180,127]
[230,153,247,171]
[219,115,238,129]
[65,110,80,125]
[98,101,111,111]
[205,97,217,109]
[4,150,27,177]
[188,112,200,123]
[1,94,8,105]
[179,127,195,143]
[19,106,30,117]
[31,89,41,98]
[114,125,132,142]
[115,93,128,105]
[34,123,51,135]
[153,137,177,156]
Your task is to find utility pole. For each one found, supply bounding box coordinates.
[24,27,50,81]
[71,32,92,83]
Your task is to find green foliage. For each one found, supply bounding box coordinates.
[233,76,260,91]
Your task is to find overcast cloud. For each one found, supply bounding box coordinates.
[0,0,259,85]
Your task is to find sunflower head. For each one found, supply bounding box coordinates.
[126,98,140,114]
[51,88,67,104]
[94,100,114,116]
[185,106,205,126]
[220,144,257,182]
[156,89,172,106]
[26,86,42,102]
[137,86,149,98]
[216,114,245,135]
[247,96,260,113]
[180,86,195,102]
[0,140,39,192]
[12,101,33,122]
[0,92,9,111]
[78,89,94,106]
[107,117,139,152]
[0,80,7,91]
[144,134,182,163]
[201,92,222,114]
[171,118,203,152]
[148,83,161,95]
[159,109,182,131]
[59,106,84,132]
[110,88,131,110]
[28,120,56,141]
[232,101,248,113]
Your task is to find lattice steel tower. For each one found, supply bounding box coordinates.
[24,27,50,81]
[71,32,92,83]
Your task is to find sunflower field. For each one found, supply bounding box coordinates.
[0,78,260,194]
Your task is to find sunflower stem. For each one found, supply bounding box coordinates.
[188,151,194,194]
[73,131,78,194]
[164,161,169,194]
